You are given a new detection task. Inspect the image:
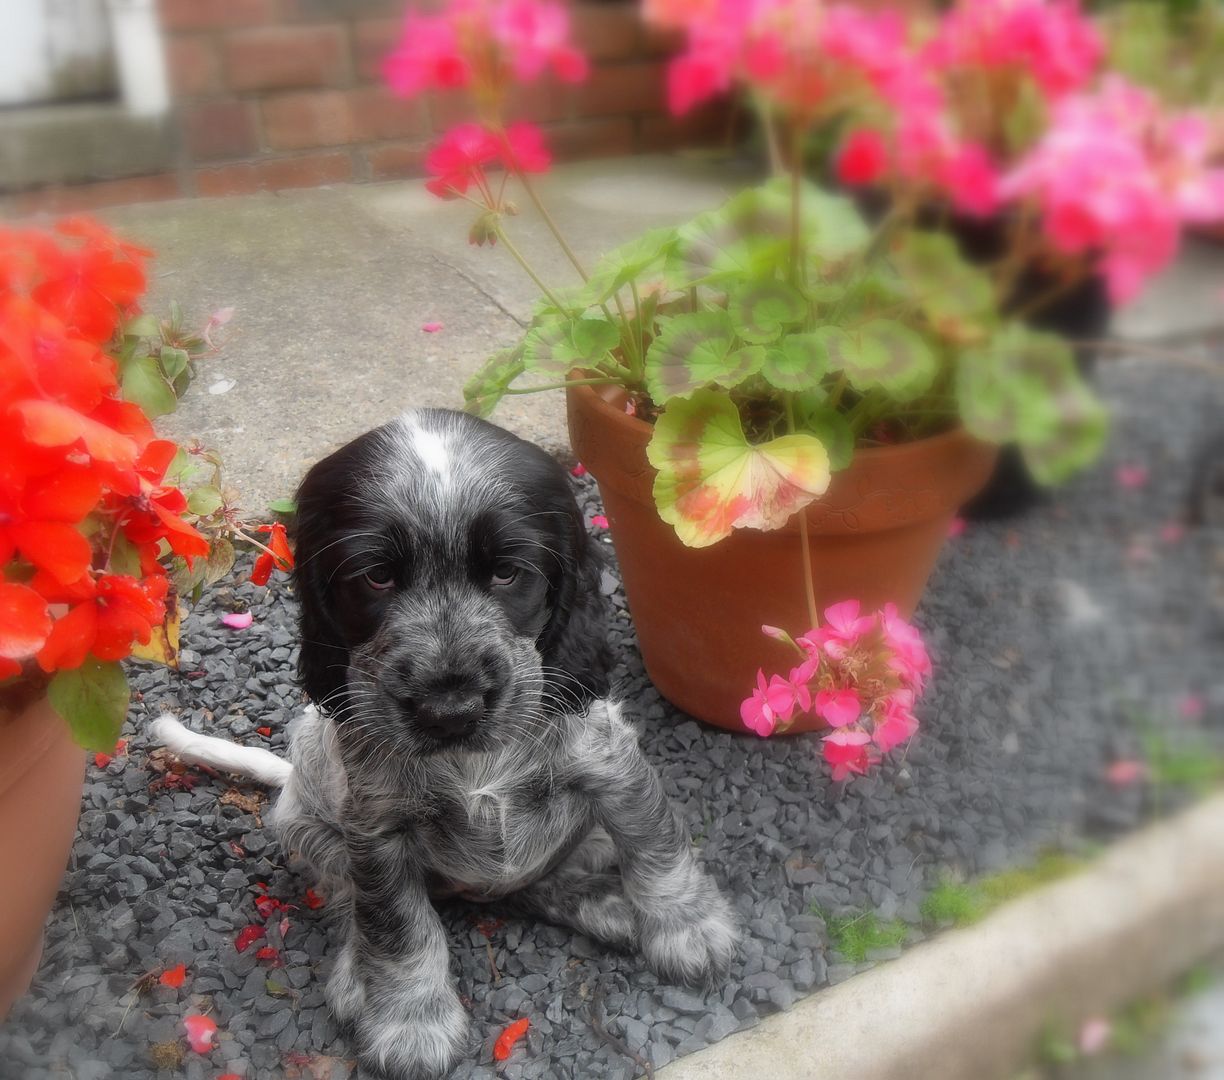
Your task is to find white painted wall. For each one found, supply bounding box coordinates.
[0,0,116,106]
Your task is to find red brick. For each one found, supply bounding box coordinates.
[347,87,427,142]
[545,117,636,161]
[641,23,684,59]
[8,174,183,215]
[571,3,641,63]
[353,17,402,83]
[182,100,260,161]
[195,151,354,196]
[158,0,281,32]
[164,34,220,98]
[364,141,429,180]
[429,80,572,129]
[577,62,665,118]
[639,103,729,151]
[261,91,352,149]
[223,25,348,92]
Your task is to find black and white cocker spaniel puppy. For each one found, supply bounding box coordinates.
[153,408,738,1080]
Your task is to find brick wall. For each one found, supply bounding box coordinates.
[8,0,726,213]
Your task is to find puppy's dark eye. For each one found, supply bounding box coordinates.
[491,562,517,587]
[363,569,396,591]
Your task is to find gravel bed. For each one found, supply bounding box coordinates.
[2,355,1222,1080]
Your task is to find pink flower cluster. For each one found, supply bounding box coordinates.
[384,0,587,100]
[741,601,930,781]
[925,0,1103,99]
[654,1,912,119]
[425,121,552,200]
[1001,78,1224,303]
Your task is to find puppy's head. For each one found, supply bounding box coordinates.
[291,410,610,754]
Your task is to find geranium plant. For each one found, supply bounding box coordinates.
[0,220,294,752]
[385,0,1224,775]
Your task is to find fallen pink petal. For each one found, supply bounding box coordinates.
[1105,760,1148,787]
[1077,1016,1112,1056]
[570,462,587,477]
[183,1014,217,1054]
[1159,521,1186,544]
[1177,694,1206,720]
[421,321,444,333]
[947,516,967,538]
[220,611,254,630]
[1115,463,1149,490]
[590,514,609,529]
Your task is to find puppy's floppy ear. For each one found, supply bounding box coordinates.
[537,493,613,704]
[290,453,353,711]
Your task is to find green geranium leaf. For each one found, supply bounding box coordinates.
[48,659,130,752]
[585,228,678,304]
[834,319,937,402]
[159,345,190,382]
[123,313,161,339]
[645,311,754,402]
[760,331,839,391]
[108,533,143,577]
[891,232,994,338]
[798,406,855,472]
[523,316,619,376]
[463,345,526,419]
[121,354,177,419]
[957,325,1107,484]
[267,498,297,515]
[731,280,807,343]
[186,485,223,517]
[646,390,832,548]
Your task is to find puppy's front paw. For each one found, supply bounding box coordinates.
[352,989,470,1080]
[640,883,739,987]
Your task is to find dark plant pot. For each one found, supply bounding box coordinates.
[568,382,997,731]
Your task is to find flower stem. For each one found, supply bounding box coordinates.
[517,170,588,281]
[493,224,572,313]
[786,394,819,630]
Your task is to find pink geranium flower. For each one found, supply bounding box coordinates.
[491,0,589,83]
[822,728,873,781]
[384,14,471,98]
[425,123,500,199]
[741,669,791,736]
[880,603,931,690]
[500,122,553,174]
[873,689,919,752]
[813,688,861,728]
[836,129,889,187]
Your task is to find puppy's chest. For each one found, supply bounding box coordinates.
[412,764,584,893]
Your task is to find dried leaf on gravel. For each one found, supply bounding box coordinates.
[149,1039,184,1069]
[219,787,265,820]
[283,1051,356,1080]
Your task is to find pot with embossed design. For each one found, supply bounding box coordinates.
[567,382,997,732]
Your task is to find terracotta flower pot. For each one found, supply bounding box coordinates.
[567,383,997,732]
[0,697,85,1020]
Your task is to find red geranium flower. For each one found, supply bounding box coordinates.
[250,522,293,586]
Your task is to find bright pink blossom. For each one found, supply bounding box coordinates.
[741,669,791,737]
[873,690,919,752]
[491,0,588,83]
[383,14,471,98]
[836,129,889,187]
[500,122,552,174]
[425,123,500,199]
[813,688,861,728]
[880,603,931,691]
[822,728,874,781]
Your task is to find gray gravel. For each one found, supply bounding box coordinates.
[2,355,1222,1080]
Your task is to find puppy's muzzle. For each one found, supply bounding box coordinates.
[413,686,485,740]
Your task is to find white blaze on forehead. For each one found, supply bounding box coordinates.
[409,423,450,477]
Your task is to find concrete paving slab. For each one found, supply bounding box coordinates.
[658,792,1224,1080]
[91,156,738,513]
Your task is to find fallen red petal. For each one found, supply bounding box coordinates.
[234,924,266,952]
[94,752,112,768]
[569,462,587,477]
[159,963,187,989]
[256,726,272,737]
[255,945,281,964]
[303,887,326,909]
[493,1017,530,1062]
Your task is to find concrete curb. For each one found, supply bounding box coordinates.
[659,792,1224,1080]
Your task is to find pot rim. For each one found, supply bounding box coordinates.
[569,377,988,461]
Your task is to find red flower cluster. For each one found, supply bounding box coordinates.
[0,220,208,680]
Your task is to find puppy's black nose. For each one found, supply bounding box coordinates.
[416,689,484,740]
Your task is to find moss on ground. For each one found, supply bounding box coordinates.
[921,852,1088,929]
[819,910,909,963]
